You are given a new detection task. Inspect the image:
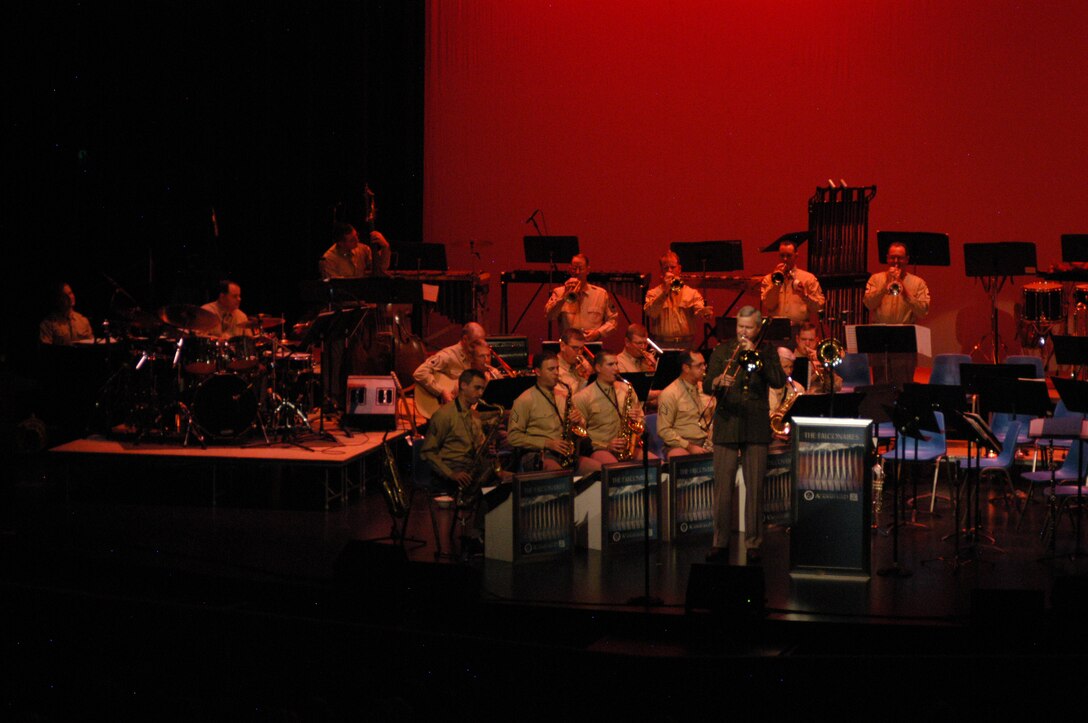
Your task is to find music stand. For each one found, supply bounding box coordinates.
[717,316,792,345]
[876,397,936,578]
[1061,234,1088,263]
[854,325,921,386]
[478,376,536,410]
[964,241,1038,362]
[520,236,580,338]
[959,364,1048,418]
[620,372,654,404]
[876,231,951,267]
[787,392,864,421]
[939,410,1003,569]
[1048,376,1088,559]
[1052,334,1088,381]
[650,349,683,390]
[672,240,745,350]
[299,306,370,442]
[390,243,448,273]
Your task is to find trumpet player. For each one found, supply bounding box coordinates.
[657,350,714,458]
[545,253,618,342]
[508,352,591,473]
[644,251,715,348]
[704,306,785,564]
[760,240,825,326]
[863,242,931,384]
[572,352,655,471]
[556,328,592,393]
[419,368,492,556]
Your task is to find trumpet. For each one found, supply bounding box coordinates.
[771,270,787,286]
[564,278,584,304]
[888,281,902,296]
[669,277,685,292]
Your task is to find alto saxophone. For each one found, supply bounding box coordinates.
[616,378,644,461]
[769,379,803,436]
[380,438,410,518]
[558,381,587,468]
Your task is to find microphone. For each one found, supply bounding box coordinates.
[524,209,540,224]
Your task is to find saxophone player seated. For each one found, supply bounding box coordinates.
[572,352,657,471]
[656,350,715,458]
[769,348,807,445]
[419,368,497,556]
[507,352,592,475]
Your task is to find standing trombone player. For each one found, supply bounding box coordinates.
[703,306,785,564]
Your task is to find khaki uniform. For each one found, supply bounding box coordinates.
[419,399,483,480]
[644,283,709,345]
[39,311,93,345]
[507,384,568,452]
[318,243,373,279]
[573,380,640,451]
[760,267,825,324]
[412,343,471,399]
[616,350,655,374]
[200,302,250,339]
[657,377,713,451]
[545,283,618,340]
[556,355,589,395]
[863,271,930,324]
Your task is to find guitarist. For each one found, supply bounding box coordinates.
[412,322,488,417]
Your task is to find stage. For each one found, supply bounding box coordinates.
[5,440,1088,717]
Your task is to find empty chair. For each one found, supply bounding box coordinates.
[837,353,873,392]
[929,353,971,386]
[643,413,667,460]
[1017,441,1084,531]
[959,420,1021,511]
[1005,355,1045,379]
[886,410,953,515]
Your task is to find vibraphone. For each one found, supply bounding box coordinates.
[387,270,490,325]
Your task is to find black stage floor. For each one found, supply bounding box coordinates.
[4,452,1088,720]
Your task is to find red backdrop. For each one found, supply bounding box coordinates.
[423,0,1087,358]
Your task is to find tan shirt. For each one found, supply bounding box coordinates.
[863,271,931,324]
[545,283,618,339]
[507,384,569,451]
[419,398,483,480]
[39,311,93,345]
[412,343,471,398]
[644,283,708,342]
[200,302,250,339]
[572,380,641,450]
[760,267,825,324]
[657,377,713,450]
[319,243,373,279]
[616,350,655,374]
[556,355,589,394]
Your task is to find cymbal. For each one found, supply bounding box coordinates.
[158,304,218,332]
[240,316,286,330]
[120,308,162,331]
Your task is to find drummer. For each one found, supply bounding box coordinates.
[40,281,94,345]
[200,280,254,340]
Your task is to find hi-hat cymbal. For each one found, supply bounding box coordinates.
[159,304,219,332]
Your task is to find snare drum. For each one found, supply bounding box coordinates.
[1073,283,1088,308]
[1022,281,1063,322]
[226,334,268,372]
[191,373,258,438]
[182,336,225,376]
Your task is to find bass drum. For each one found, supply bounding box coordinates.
[191,373,258,439]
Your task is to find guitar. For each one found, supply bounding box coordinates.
[414,374,459,420]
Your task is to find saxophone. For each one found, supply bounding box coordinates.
[616,378,644,461]
[456,400,505,509]
[558,381,588,468]
[769,379,803,436]
[380,438,410,518]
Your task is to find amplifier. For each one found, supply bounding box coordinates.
[344,375,397,430]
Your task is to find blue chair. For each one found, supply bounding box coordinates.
[1018,440,1084,531]
[837,353,872,392]
[1005,355,1045,379]
[929,353,971,386]
[643,413,667,460]
[886,411,952,514]
[959,420,1021,511]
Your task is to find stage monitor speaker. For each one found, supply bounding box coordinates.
[343,374,397,430]
[685,563,765,617]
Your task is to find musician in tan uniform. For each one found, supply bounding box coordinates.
[656,350,714,458]
[39,282,93,345]
[615,323,657,374]
[413,322,487,406]
[508,352,590,473]
[793,323,842,392]
[556,327,592,394]
[769,348,807,444]
[469,339,504,381]
[644,252,715,348]
[863,242,931,385]
[760,241,825,326]
[572,352,654,471]
[200,280,253,340]
[318,222,391,278]
[545,254,618,342]
[419,368,492,555]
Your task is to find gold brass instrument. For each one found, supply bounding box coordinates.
[769,379,802,436]
[456,400,505,509]
[812,337,845,392]
[888,281,902,296]
[558,381,588,468]
[564,278,584,304]
[489,346,519,377]
[379,439,410,518]
[771,270,786,286]
[669,277,685,292]
[616,377,645,461]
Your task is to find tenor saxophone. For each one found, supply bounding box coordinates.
[616,378,644,461]
[456,400,505,509]
[769,379,803,436]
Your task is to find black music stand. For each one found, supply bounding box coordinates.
[520,236,580,337]
[854,325,921,387]
[717,316,792,345]
[671,240,744,350]
[787,391,864,422]
[937,410,1003,569]
[650,350,683,390]
[1061,234,1088,263]
[619,373,654,404]
[964,241,1038,362]
[477,376,536,410]
[876,231,951,267]
[299,307,370,443]
[1052,334,1088,381]
[390,243,448,273]
[960,364,1048,418]
[1048,376,1088,560]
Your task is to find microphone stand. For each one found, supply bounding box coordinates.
[628,421,663,608]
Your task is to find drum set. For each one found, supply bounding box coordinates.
[1018,280,1088,351]
[95,304,323,446]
